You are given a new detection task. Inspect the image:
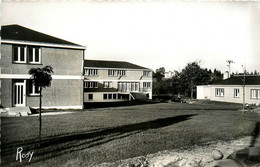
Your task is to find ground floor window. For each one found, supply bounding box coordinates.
[215,88,224,97]
[251,89,260,99]
[234,89,240,98]
[88,94,93,100]
[28,80,40,95]
[103,93,128,100]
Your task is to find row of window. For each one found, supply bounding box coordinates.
[84,81,112,88]
[84,81,152,90]
[84,81,98,88]
[108,70,126,76]
[215,88,260,99]
[13,45,41,64]
[85,69,98,76]
[84,68,152,77]
[118,82,140,92]
[87,93,129,100]
[103,93,129,100]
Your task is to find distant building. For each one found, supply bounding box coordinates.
[164,71,175,79]
[197,75,260,105]
[83,60,153,103]
[0,25,86,109]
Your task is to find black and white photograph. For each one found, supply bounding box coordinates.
[0,1,260,166]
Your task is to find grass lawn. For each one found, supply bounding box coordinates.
[1,101,259,166]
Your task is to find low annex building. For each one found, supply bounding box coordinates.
[197,75,260,105]
[83,60,153,103]
[0,25,86,109]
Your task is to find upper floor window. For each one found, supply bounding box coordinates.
[13,45,27,63]
[85,69,98,76]
[103,81,112,88]
[234,89,240,98]
[108,70,126,76]
[13,45,41,64]
[143,71,151,77]
[118,70,126,76]
[143,82,151,88]
[28,47,41,64]
[251,89,260,99]
[215,88,224,97]
[84,81,98,88]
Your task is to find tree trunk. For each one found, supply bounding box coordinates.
[39,86,42,140]
[190,82,194,99]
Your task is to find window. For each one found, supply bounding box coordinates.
[84,81,98,88]
[234,89,240,98]
[85,69,98,76]
[108,70,117,76]
[143,71,151,77]
[251,89,260,99]
[88,94,93,100]
[108,70,126,76]
[118,82,140,92]
[135,82,139,91]
[28,47,41,64]
[113,94,117,99]
[13,45,41,64]
[13,45,26,63]
[215,88,224,97]
[103,81,112,88]
[143,82,151,88]
[103,93,113,100]
[28,80,40,95]
[118,70,126,76]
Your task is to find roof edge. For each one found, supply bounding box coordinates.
[2,39,86,50]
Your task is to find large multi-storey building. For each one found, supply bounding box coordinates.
[83,60,153,103]
[0,25,86,109]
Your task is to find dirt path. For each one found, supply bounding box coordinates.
[97,136,251,167]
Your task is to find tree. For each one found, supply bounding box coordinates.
[28,66,53,140]
[179,62,211,98]
[153,67,165,81]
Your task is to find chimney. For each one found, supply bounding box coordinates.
[223,71,229,80]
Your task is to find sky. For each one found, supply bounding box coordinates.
[1,1,260,73]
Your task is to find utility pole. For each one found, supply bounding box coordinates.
[226,60,235,78]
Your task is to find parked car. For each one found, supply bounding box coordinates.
[171,97,186,103]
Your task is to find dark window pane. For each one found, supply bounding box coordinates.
[35,49,40,62]
[28,48,33,62]
[88,94,93,100]
[113,94,116,99]
[35,83,40,94]
[103,94,107,99]
[14,46,18,61]
[108,94,112,99]
[20,47,25,61]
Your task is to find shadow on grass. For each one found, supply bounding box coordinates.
[2,114,197,166]
[84,100,158,109]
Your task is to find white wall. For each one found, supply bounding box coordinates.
[196,85,211,99]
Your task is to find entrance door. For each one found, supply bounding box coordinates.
[13,81,26,106]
